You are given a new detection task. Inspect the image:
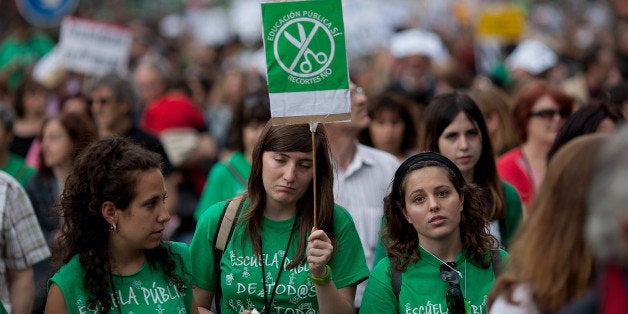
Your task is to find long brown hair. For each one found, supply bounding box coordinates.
[420,92,506,221]
[383,152,498,271]
[244,122,336,269]
[488,134,605,312]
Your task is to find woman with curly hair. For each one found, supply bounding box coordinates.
[44,137,197,313]
[361,152,505,313]
[420,92,522,248]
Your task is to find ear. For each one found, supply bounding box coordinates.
[101,201,118,225]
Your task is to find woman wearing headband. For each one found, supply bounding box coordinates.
[420,92,522,248]
[190,122,369,313]
[361,152,505,313]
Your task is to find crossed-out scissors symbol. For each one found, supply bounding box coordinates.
[284,23,328,74]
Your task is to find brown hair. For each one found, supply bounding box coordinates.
[487,134,605,313]
[383,152,498,270]
[244,122,336,269]
[512,80,574,142]
[420,92,507,221]
[38,112,97,178]
[467,86,520,156]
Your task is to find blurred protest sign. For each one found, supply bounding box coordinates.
[58,17,132,76]
[261,0,350,125]
[476,4,525,43]
[474,4,526,76]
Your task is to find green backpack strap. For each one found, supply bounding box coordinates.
[491,248,503,277]
[390,257,402,300]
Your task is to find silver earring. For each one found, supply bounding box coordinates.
[110,223,117,233]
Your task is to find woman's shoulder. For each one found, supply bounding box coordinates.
[332,204,357,224]
[52,255,85,285]
[166,241,190,255]
[497,147,522,164]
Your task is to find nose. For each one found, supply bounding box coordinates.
[459,136,469,150]
[157,204,171,224]
[283,162,297,182]
[428,194,440,212]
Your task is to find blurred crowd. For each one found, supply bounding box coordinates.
[1,0,628,313]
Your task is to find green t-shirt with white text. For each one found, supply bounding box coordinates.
[49,242,194,314]
[361,247,508,314]
[190,199,369,314]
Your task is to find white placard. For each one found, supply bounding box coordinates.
[59,17,132,76]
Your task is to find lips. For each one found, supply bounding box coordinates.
[457,156,471,164]
[428,215,446,224]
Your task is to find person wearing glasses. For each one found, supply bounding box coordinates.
[191,123,369,314]
[360,151,506,314]
[496,80,574,216]
[44,137,197,313]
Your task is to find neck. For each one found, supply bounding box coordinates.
[108,238,146,275]
[52,164,71,183]
[0,149,9,167]
[521,141,549,166]
[420,233,463,263]
[107,118,132,137]
[264,201,297,221]
[325,125,357,170]
[462,169,474,184]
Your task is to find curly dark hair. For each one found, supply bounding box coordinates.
[52,136,187,313]
[382,153,499,271]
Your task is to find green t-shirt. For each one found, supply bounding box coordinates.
[194,152,251,220]
[500,181,522,249]
[190,199,370,313]
[0,33,54,90]
[372,181,523,265]
[1,153,35,187]
[49,242,194,314]
[361,247,508,313]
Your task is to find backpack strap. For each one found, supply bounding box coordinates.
[223,159,247,187]
[215,195,244,251]
[212,195,245,314]
[390,256,402,300]
[491,248,503,277]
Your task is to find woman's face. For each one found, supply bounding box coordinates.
[262,151,313,210]
[526,94,567,145]
[41,119,73,169]
[402,166,463,244]
[437,112,482,179]
[369,109,405,156]
[113,169,169,250]
[23,86,48,115]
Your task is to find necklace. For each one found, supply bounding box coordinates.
[420,245,468,299]
[420,245,463,278]
[259,217,298,313]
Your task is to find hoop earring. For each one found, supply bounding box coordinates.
[110,223,117,233]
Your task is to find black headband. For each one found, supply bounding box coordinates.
[399,151,465,187]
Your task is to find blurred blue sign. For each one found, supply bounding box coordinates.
[17,0,78,28]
